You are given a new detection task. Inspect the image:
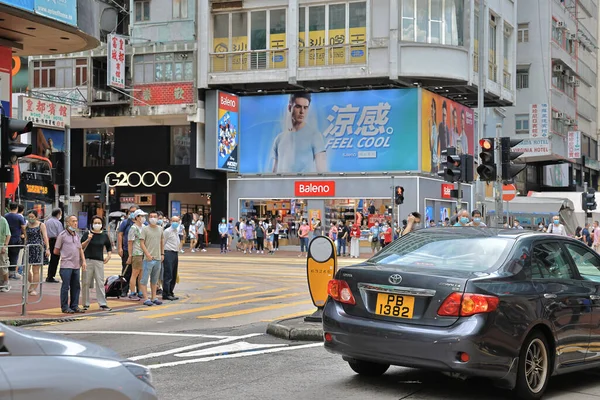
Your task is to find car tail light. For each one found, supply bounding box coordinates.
[438,292,499,317]
[327,280,356,305]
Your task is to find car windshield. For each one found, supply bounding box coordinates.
[370,233,513,272]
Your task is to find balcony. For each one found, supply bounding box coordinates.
[298,42,367,68]
[210,48,289,73]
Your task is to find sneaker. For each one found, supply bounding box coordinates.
[128,294,140,301]
[83,305,90,310]
[157,288,163,295]
[179,249,185,254]
[144,299,154,306]
[9,273,21,280]
[28,290,37,296]
[261,251,264,254]
[138,292,143,297]
[201,249,207,252]
[191,249,196,253]
[100,305,112,311]
[45,277,59,283]
[152,298,163,305]
[71,307,86,313]
[0,284,10,293]
[62,309,74,314]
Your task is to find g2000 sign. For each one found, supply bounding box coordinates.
[104,171,172,188]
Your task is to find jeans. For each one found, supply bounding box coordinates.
[195,234,205,249]
[59,268,81,311]
[141,259,161,285]
[338,238,347,256]
[163,251,178,297]
[47,238,60,279]
[273,234,279,249]
[256,237,264,251]
[220,236,228,252]
[7,245,20,273]
[300,237,309,252]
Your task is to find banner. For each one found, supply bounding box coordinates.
[217,91,239,171]
[0,0,33,11]
[107,34,126,89]
[239,88,419,174]
[530,103,549,138]
[568,131,581,159]
[34,0,77,26]
[421,89,475,173]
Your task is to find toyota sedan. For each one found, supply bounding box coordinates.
[323,228,600,400]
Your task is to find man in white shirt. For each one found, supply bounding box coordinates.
[195,215,207,252]
[547,215,567,236]
[162,216,180,301]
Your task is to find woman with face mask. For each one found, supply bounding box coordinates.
[81,216,112,311]
[218,218,229,254]
[24,210,50,296]
[266,222,275,255]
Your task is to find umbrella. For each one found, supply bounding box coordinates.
[109,211,125,218]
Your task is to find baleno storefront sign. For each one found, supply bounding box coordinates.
[294,181,335,197]
[105,171,172,188]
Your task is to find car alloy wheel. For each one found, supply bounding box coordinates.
[347,359,390,376]
[515,331,550,400]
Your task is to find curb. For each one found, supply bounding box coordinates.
[0,317,80,327]
[266,320,324,342]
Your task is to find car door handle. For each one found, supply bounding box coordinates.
[544,293,558,299]
[590,295,600,300]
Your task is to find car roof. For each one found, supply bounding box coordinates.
[413,227,574,242]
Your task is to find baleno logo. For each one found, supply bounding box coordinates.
[298,184,330,193]
[294,181,336,197]
[220,96,236,108]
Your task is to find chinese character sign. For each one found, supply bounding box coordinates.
[568,131,581,159]
[239,89,419,174]
[421,89,475,173]
[107,34,126,89]
[530,103,549,138]
[19,96,70,129]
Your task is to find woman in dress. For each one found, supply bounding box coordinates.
[25,210,50,296]
[81,216,112,311]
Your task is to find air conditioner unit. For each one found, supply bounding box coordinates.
[565,119,573,126]
[95,90,107,101]
[568,76,576,83]
[556,21,567,29]
[553,64,564,73]
[553,112,565,119]
[574,79,581,87]
[109,92,121,102]
[567,33,577,40]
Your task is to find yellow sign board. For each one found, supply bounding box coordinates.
[307,236,337,308]
[232,35,248,70]
[349,26,367,64]
[328,28,346,65]
[212,37,228,72]
[308,30,326,66]
[270,32,286,69]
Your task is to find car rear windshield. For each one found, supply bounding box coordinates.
[370,233,513,272]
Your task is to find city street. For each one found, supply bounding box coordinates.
[16,251,600,400]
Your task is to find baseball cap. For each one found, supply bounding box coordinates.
[133,209,147,219]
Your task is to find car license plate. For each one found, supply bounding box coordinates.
[375,293,415,319]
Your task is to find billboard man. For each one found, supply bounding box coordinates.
[271,93,327,173]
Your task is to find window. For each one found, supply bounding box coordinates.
[133,53,193,84]
[489,14,497,82]
[503,25,512,89]
[552,19,563,44]
[517,23,529,43]
[529,242,575,279]
[171,126,190,165]
[135,0,150,22]
[32,61,56,88]
[84,128,114,167]
[75,59,88,86]
[565,243,600,282]
[173,0,187,19]
[515,114,529,132]
[517,68,529,89]
[401,0,463,45]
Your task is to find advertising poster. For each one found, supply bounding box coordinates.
[0,0,34,11]
[309,209,321,230]
[240,89,419,174]
[425,206,434,226]
[440,207,450,223]
[217,91,239,171]
[35,128,64,158]
[421,89,475,173]
[34,0,77,26]
[171,201,181,217]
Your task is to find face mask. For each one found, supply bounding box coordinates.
[553,220,560,225]
[200,217,203,220]
[157,219,163,226]
[28,217,36,223]
[68,226,76,232]
[92,224,102,231]
[141,217,146,224]
[149,218,158,225]
[222,219,225,223]
[473,218,481,224]
[171,222,180,229]
[268,223,272,227]
[460,217,469,224]
[129,213,135,219]
[375,224,379,227]
[302,222,306,225]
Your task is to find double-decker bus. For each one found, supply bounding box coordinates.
[5,155,55,218]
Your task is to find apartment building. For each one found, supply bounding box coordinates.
[505,0,599,192]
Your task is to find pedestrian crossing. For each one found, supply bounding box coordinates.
[94,253,360,322]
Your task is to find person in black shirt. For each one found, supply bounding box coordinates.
[81,216,112,311]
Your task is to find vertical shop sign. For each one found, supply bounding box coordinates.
[107,34,126,89]
[567,131,581,159]
[171,201,181,217]
[0,46,11,116]
[216,91,239,171]
[530,103,549,138]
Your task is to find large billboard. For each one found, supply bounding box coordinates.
[421,90,475,173]
[239,89,419,174]
[204,90,239,172]
[0,0,34,11]
[34,0,77,26]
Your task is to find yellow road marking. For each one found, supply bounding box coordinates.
[219,286,255,293]
[261,309,317,322]
[198,285,217,289]
[185,287,290,303]
[197,300,313,319]
[143,292,306,319]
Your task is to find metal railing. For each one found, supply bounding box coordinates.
[503,71,512,89]
[0,244,46,316]
[210,48,289,72]
[298,42,367,67]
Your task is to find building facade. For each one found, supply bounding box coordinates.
[503,0,599,193]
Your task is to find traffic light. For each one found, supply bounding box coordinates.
[438,147,461,183]
[477,138,496,182]
[0,114,32,182]
[582,188,597,212]
[500,137,526,182]
[394,186,404,205]
[108,186,117,205]
[96,183,107,203]
[460,154,474,183]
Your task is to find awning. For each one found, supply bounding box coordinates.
[484,197,575,214]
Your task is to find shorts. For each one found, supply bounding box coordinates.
[141,259,161,285]
[131,255,144,270]
[0,250,8,276]
[371,240,381,250]
[241,238,249,244]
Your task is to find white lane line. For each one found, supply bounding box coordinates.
[46,331,230,339]
[147,343,324,369]
[174,341,286,358]
[129,333,262,361]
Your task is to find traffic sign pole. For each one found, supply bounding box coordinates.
[494,123,504,228]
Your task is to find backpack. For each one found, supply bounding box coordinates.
[105,275,128,298]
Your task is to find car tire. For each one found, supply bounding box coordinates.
[348,359,390,376]
[515,331,551,400]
